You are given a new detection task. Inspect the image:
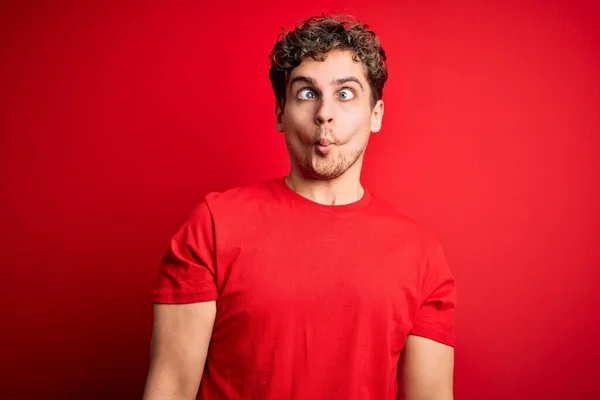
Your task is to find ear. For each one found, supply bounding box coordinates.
[276,102,284,132]
[370,100,384,133]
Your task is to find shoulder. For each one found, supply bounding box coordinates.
[204,177,277,204]
[196,177,282,219]
[366,193,443,252]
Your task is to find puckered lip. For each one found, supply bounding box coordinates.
[315,138,333,146]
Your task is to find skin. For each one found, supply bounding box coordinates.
[277,48,454,399]
[276,48,383,206]
[142,48,454,400]
[143,302,216,400]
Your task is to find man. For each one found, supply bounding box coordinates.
[143,14,456,400]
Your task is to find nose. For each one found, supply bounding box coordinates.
[315,97,334,126]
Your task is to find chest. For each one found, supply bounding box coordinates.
[213,218,423,323]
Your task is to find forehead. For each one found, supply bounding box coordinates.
[288,49,368,85]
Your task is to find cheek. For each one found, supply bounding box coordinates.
[283,102,371,135]
[340,106,372,132]
[283,104,315,132]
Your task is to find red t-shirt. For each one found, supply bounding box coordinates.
[153,177,457,399]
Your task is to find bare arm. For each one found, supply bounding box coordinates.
[400,334,455,400]
[142,301,217,400]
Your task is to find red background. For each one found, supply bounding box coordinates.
[1,0,599,398]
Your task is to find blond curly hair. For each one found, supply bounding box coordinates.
[269,14,388,109]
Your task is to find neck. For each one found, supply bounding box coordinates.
[285,161,365,206]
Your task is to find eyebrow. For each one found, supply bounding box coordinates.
[332,76,364,91]
[289,75,364,91]
[289,76,315,87]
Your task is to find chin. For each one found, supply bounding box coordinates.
[302,157,348,180]
[303,168,345,180]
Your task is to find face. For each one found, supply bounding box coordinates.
[276,49,384,180]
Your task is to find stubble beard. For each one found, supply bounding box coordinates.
[285,129,368,181]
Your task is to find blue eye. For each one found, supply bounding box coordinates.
[338,88,355,100]
[298,88,316,100]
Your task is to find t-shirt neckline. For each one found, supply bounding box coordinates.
[274,176,372,213]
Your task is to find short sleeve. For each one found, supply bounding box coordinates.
[409,234,457,347]
[153,201,219,304]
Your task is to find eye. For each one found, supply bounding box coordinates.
[298,88,317,100]
[338,88,356,100]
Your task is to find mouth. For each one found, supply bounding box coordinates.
[315,140,334,155]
